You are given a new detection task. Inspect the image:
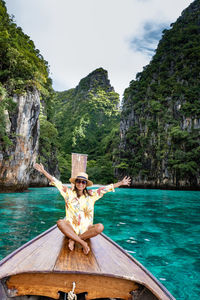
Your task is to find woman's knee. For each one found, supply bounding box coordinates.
[57,219,65,228]
[95,223,104,234]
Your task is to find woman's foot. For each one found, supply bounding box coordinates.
[82,241,90,255]
[68,239,75,251]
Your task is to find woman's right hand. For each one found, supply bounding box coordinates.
[34,163,45,173]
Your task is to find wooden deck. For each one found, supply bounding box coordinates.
[0,225,175,300]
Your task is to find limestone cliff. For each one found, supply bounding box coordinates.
[0,1,59,191]
[117,0,200,189]
[0,89,60,192]
[0,89,40,192]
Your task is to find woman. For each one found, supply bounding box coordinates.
[34,163,131,254]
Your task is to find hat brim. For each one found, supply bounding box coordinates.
[69,177,93,187]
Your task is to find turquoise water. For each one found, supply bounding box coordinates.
[0,187,200,299]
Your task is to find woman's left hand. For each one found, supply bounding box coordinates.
[121,176,131,186]
[34,163,44,173]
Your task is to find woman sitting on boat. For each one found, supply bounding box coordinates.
[34,163,131,255]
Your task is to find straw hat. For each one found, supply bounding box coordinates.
[69,172,93,187]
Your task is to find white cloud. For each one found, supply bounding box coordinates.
[130,21,169,56]
[5,0,193,98]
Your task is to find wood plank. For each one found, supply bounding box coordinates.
[92,234,174,300]
[6,273,138,300]
[54,238,101,273]
[90,234,145,278]
[71,153,88,178]
[16,227,64,272]
[0,227,64,279]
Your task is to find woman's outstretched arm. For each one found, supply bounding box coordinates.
[92,176,132,203]
[34,163,69,201]
[113,176,131,188]
[34,163,53,182]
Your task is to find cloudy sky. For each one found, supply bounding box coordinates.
[5,0,193,98]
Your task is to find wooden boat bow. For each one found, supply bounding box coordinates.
[0,224,175,300]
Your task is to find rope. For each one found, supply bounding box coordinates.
[68,282,77,300]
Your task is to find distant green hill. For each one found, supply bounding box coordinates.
[117,0,200,189]
[53,68,120,183]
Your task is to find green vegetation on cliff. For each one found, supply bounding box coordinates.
[0,0,49,94]
[53,68,120,183]
[118,0,200,188]
[0,0,58,170]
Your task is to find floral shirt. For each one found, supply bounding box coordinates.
[51,177,115,234]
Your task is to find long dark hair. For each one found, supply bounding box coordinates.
[73,186,90,198]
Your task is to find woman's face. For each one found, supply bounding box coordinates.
[75,179,87,192]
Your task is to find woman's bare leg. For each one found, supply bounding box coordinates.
[66,224,104,250]
[79,223,104,240]
[57,219,90,254]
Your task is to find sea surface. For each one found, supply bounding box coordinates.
[0,187,199,300]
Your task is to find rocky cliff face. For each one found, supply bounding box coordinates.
[0,89,40,192]
[117,0,200,189]
[0,88,59,192]
[0,1,60,192]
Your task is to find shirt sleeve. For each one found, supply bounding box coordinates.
[50,177,70,202]
[92,184,115,203]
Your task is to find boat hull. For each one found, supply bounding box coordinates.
[0,226,175,300]
[0,274,159,300]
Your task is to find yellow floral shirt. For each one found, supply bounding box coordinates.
[51,177,115,234]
